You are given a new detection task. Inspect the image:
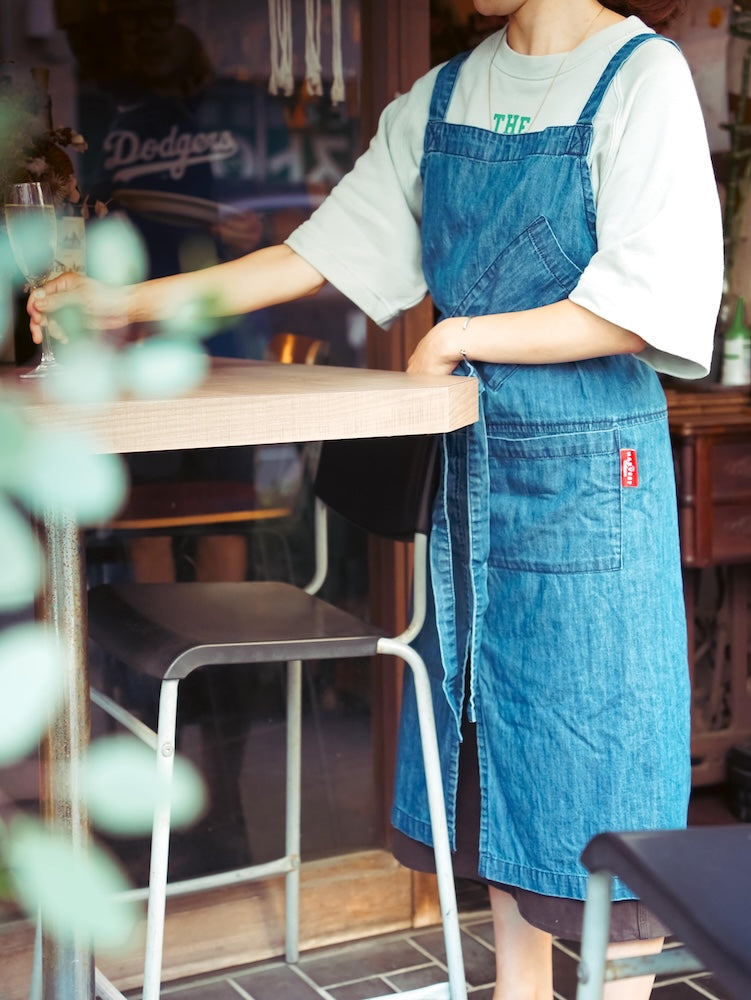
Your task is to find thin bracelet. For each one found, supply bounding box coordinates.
[459,315,473,360]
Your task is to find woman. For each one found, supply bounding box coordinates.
[30,2,723,997]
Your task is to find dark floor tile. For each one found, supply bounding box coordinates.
[159,981,241,1000]
[410,927,495,988]
[231,964,325,999]
[699,973,733,999]
[665,972,732,1000]
[461,916,495,949]
[652,981,722,997]
[388,962,448,992]
[327,977,395,999]
[298,937,429,987]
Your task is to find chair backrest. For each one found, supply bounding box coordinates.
[266,332,330,366]
[314,434,439,541]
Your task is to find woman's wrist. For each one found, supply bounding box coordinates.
[458,315,474,361]
[122,284,141,326]
[126,278,168,326]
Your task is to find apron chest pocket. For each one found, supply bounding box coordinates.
[487,426,622,573]
[457,215,584,318]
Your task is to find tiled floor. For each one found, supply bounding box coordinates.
[111,785,743,1000]
[126,907,732,1000]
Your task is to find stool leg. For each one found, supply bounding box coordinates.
[285,659,302,963]
[576,870,612,1000]
[379,638,467,1000]
[142,679,180,1000]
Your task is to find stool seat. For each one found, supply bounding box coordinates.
[89,580,385,679]
[578,826,751,1000]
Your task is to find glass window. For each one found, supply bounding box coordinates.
[1,0,377,902]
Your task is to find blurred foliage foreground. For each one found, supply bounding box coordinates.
[0,91,230,962]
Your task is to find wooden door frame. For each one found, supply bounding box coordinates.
[359,2,439,930]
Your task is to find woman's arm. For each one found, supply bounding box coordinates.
[406,299,646,375]
[28,243,325,343]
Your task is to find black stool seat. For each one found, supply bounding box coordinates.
[89,580,384,679]
[580,826,751,1000]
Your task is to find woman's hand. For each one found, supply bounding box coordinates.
[407,317,464,375]
[27,272,129,344]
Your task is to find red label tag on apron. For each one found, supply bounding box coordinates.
[620,449,639,488]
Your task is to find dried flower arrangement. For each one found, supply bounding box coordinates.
[0,69,107,218]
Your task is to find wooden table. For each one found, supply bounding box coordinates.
[18,357,478,452]
[7,357,478,1000]
[667,386,751,785]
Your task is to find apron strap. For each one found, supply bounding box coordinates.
[429,50,472,122]
[577,33,680,126]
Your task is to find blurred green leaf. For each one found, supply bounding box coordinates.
[121,338,209,399]
[44,340,120,407]
[0,401,31,486]
[3,209,57,287]
[0,497,43,610]
[86,216,147,286]
[83,734,207,835]
[0,624,63,764]
[158,291,227,342]
[13,427,127,525]
[0,241,15,291]
[47,303,89,346]
[0,273,10,337]
[7,817,140,952]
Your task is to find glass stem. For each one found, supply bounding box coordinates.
[40,322,56,366]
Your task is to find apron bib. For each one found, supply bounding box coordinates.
[392,35,692,901]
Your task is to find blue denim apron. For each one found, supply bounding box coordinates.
[392,35,691,901]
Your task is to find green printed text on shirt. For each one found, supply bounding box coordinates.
[491,113,532,134]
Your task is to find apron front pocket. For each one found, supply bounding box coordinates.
[487,426,621,573]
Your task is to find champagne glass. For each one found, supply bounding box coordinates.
[4,181,59,378]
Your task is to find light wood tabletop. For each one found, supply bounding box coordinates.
[11,357,479,452]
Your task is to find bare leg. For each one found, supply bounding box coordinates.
[603,938,664,1000]
[489,885,553,1000]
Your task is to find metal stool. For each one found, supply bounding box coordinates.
[88,433,467,1000]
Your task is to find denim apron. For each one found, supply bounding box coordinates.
[392,34,692,901]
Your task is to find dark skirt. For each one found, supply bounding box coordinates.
[392,716,669,943]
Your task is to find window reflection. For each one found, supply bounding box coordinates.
[64,0,364,366]
[1,0,376,901]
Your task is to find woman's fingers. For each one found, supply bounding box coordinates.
[28,272,85,325]
[26,273,129,339]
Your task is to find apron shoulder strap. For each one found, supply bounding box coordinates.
[429,50,473,122]
[577,33,680,126]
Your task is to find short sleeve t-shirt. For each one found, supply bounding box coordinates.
[287,16,723,379]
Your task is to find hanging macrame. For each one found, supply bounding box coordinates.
[330,0,345,105]
[304,0,323,96]
[268,0,294,97]
[268,0,345,106]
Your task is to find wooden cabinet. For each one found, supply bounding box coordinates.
[668,388,751,784]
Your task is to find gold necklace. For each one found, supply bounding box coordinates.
[488,5,605,132]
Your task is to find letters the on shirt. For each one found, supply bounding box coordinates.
[491,112,532,134]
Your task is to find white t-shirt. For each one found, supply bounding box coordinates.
[287,17,724,379]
